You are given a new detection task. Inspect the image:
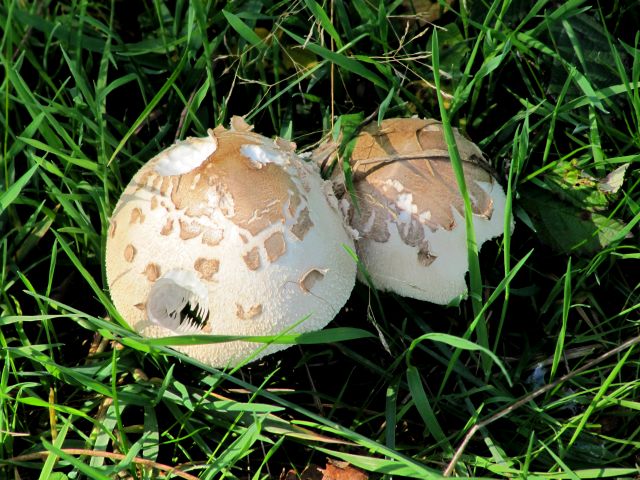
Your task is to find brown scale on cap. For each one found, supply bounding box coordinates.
[201,227,223,246]
[179,218,203,240]
[143,263,161,282]
[132,170,152,192]
[351,183,391,243]
[194,257,220,281]
[164,128,303,240]
[130,208,145,224]
[417,243,437,267]
[109,220,117,239]
[236,303,263,320]
[264,231,287,263]
[159,176,174,196]
[160,218,174,236]
[348,118,495,244]
[287,193,302,216]
[242,247,261,271]
[124,244,136,262]
[290,207,313,240]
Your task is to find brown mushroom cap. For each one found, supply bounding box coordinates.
[106,118,356,366]
[327,117,511,304]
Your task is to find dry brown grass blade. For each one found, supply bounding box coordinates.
[4,448,202,480]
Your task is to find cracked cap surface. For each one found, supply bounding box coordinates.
[106,117,357,366]
[334,117,511,304]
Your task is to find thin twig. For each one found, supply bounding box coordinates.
[3,448,201,480]
[443,334,640,476]
[175,70,206,141]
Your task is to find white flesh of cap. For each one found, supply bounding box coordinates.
[240,143,288,168]
[154,133,218,176]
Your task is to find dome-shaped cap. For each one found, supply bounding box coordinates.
[106,117,356,366]
[331,117,511,304]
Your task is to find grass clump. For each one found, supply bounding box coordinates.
[1,0,639,479]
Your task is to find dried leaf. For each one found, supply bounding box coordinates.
[521,185,628,255]
[543,160,608,211]
[319,459,368,480]
[598,163,629,194]
[280,468,301,480]
[400,0,454,26]
[538,160,629,212]
[279,464,332,480]
[301,465,325,480]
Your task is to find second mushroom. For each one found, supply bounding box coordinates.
[319,117,512,304]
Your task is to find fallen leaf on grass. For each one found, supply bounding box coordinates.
[280,459,368,480]
[520,160,631,255]
[598,163,630,194]
[320,459,368,480]
[399,0,454,25]
[543,160,610,212]
[520,184,628,255]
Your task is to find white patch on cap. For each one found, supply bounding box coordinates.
[395,193,417,223]
[240,144,288,169]
[418,210,432,224]
[383,179,404,192]
[154,134,218,176]
[347,225,360,240]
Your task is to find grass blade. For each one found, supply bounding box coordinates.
[0,163,38,214]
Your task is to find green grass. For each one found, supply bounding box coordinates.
[1,0,640,479]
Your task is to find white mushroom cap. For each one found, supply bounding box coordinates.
[332,117,511,304]
[106,117,356,367]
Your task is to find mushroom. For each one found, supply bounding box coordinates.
[106,117,356,367]
[318,117,511,304]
